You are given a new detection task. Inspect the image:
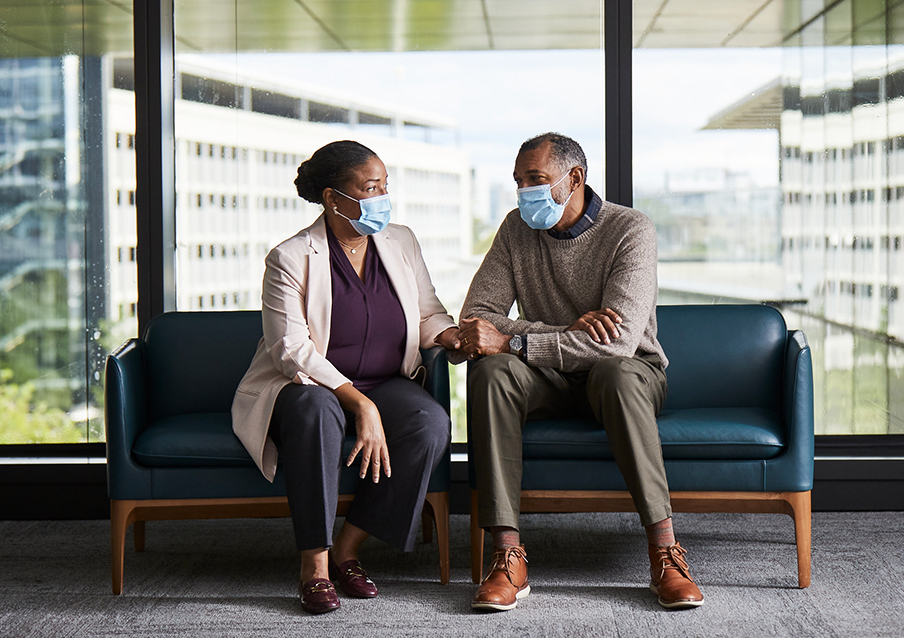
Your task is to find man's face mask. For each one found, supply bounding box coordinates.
[516,170,575,230]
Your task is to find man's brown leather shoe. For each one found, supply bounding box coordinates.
[471,545,530,611]
[648,542,704,609]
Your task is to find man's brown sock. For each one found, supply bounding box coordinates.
[490,526,521,551]
[645,518,676,547]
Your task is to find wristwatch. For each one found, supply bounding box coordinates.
[509,334,525,359]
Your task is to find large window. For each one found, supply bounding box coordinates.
[4,0,903,452]
[0,3,135,444]
[634,0,904,438]
[171,1,606,441]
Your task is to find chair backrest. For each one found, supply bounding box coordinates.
[143,311,263,421]
[656,304,787,412]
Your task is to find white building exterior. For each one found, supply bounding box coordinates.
[780,62,904,339]
[106,58,472,335]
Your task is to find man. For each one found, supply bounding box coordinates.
[458,132,704,611]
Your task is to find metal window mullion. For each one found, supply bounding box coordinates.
[605,0,633,207]
[134,0,176,335]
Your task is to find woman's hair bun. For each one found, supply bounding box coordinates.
[292,140,377,205]
[294,161,320,203]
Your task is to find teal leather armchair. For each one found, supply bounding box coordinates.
[106,310,452,593]
[467,304,814,587]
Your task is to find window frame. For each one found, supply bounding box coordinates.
[4,0,902,461]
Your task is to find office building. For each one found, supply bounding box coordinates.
[1,54,472,441]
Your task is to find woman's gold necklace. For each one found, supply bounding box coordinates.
[337,236,368,255]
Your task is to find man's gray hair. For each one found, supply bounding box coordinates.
[518,132,588,176]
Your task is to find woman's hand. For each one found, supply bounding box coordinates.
[434,326,462,351]
[566,308,623,344]
[333,384,391,483]
[349,402,391,483]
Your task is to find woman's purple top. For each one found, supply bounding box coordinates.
[324,225,407,392]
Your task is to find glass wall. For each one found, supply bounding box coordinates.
[635,0,904,437]
[0,3,135,444]
[171,0,606,441]
[3,1,902,450]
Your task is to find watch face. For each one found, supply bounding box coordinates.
[509,335,522,352]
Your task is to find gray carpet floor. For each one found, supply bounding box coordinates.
[1,511,902,637]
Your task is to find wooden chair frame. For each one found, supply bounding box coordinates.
[111,491,449,594]
[470,489,811,588]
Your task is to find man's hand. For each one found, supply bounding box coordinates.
[566,308,623,344]
[458,317,510,359]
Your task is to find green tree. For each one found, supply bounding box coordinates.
[0,369,82,443]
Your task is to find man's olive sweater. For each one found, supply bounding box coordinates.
[461,190,668,372]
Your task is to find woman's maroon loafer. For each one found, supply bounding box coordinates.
[329,558,378,598]
[299,578,341,614]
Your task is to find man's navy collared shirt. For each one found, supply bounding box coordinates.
[546,185,602,240]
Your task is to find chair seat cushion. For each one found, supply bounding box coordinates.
[133,413,255,467]
[521,407,785,461]
[133,413,364,469]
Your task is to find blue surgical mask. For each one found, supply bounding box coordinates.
[332,190,392,236]
[516,170,575,230]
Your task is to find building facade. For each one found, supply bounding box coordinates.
[0,54,472,442]
[108,57,473,328]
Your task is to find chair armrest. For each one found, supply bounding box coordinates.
[104,339,153,499]
[420,346,451,414]
[421,346,452,492]
[767,329,815,491]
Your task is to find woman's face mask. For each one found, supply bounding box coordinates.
[332,189,392,236]
[516,169,575,230]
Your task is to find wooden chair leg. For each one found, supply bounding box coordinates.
[470,489,484,584]
[110,500,137,595]
[786,491,812,588]
[422,509,434,544]
[424,491,450,584]
[133,520,146,552]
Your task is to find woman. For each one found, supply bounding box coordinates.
[231,140,461,614]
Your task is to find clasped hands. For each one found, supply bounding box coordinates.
[435,308,624,360]
[344,309,623,480]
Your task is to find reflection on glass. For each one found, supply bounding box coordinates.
[636,0,904,437]
[785,310,904,436]
[0,5,135,444]
[0,58,78,443]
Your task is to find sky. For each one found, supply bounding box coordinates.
[633,48,783,191]
[208,47,783,193]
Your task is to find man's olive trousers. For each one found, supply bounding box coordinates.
[469,353,671,529]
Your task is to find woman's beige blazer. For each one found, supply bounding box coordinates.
[231,214,456,482]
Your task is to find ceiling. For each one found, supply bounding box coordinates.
[0,0,895,58]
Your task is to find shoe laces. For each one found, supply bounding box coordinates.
[484,545,528,587]
[655,544,695,583]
